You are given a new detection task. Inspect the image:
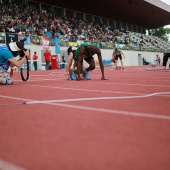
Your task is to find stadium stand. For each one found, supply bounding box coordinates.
[0,0,170,70]
[0,0,169,52]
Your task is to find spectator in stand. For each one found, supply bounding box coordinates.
[45,29,52,38]
[33,51,38,70]
[0,0,169,52]
[44,49,51,71]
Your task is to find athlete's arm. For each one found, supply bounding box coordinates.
[97,49,106,80]
[120,50,125,58]
[77,46,84,81]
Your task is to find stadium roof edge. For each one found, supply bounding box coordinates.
[144,0,170,12]
[29,0,170,29]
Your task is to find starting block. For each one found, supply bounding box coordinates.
[116,66,121,70]
[68,69,89,80]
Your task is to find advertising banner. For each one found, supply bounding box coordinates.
[40,36,50,49]
[55,38,60,54]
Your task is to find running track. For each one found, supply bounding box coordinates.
[0,66,170,170]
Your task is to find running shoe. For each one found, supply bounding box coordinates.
[84,69,91,79]
[72,71,77,80]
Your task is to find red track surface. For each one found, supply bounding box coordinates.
[0,66,170,170]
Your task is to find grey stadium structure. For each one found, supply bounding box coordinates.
[29,0,170,31]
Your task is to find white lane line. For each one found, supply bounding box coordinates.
[22,78,170,88]
[87,81,170,88]
[23,84,170,97]
[24,84,144,95]
[0,159,27,170]
[50,103,170,120]
[0,93,170,120]
[13,78,65,82]
[13,79,170,87]
[0,95,34,102]
[25,92,170,105]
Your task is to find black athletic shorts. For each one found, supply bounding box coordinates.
[116,54,122,60]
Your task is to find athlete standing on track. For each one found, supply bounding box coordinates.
[113,46,125,70]
[73,44,106,81]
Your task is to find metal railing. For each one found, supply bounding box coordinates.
[0,32,166,52]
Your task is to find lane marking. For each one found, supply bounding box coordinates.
[25,92,170,105]
[22,78,170,88]
[0,93,170,120]
[0,159,27,170]
[87,81,170,88]
[13,79,170,88]
[10,71,170,84]
[24,84,144,94]
[13,78,65,82]
[23,84,170,96]
[50,103,170,121]
[0,103,24,106]
[0,95,34,102]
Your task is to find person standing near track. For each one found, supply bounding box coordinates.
[0,41,30,85]
[113,46,125,70]
[33,51,38,70]
[157,54,161,65]
[73,44,106,81]
[44,49,51,71]
[61,54,66,69]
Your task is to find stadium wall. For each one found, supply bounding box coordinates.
[1,43,164,70]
